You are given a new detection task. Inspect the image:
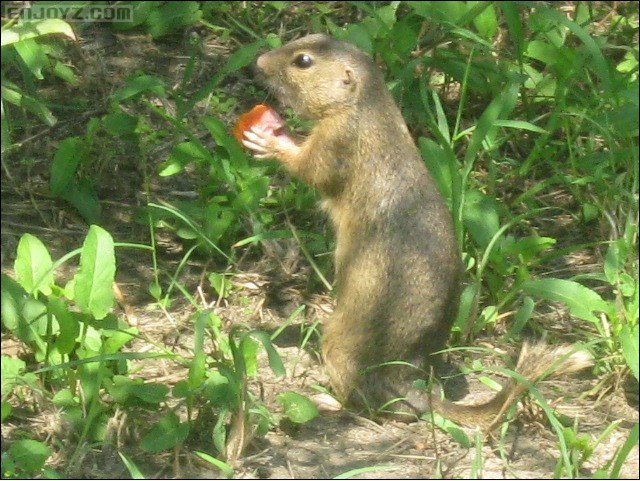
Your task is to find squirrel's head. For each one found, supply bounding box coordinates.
[255,34,382,120]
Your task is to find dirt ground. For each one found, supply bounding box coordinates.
[1,24,638,479]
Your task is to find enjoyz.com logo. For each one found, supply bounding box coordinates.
[4,3,133,23]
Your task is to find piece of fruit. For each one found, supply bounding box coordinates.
[233,104,286,142]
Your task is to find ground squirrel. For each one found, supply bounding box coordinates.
[241,34,591,428]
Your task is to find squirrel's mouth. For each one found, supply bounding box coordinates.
[259,77,289,109]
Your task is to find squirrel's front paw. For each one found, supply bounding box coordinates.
[242,126,298,160]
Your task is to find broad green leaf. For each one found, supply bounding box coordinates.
[469,1,498,38]
[132,382,168,404]
[13,38,49,80]
[462,190,500,248]
[111,75,165,103]
[7,439,51,473]
[103,112,139,136]
[522,278,612,324]
[208,272,231,298]
[620,324,639,381]
[14,234,53,296]
[72,225,115,319]
[242,330,285,377]
[108,376,168,404]
[51,60,78,85]
[2,273,27,334]
[158,141,207,177]
[1,19,76,46]
[1,400,11,421]
[144,1,202,38]
[419,138,456,206]
[52,389,78,408]
[140,412,189,452]
[48,298,79,354]
[276,391,319,424]
[203,371,238,409]
[453,282,478,332]
[1,355,26,398]
[506,296,535,339]
[111,1,155,30]
[50,137,83,196]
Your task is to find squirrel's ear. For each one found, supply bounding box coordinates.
[343,67,356,86]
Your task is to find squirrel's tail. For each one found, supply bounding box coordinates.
[427,342,593,431]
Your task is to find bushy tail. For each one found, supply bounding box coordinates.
[430,342,593,431]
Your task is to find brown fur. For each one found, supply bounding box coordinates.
[245,34,591,426]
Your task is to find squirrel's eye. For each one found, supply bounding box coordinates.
[292,54,313,69]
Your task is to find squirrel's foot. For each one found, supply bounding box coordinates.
[242,125,299,160]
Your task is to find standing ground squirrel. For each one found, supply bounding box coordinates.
[241,34,591,428]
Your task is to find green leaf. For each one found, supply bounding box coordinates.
[13,38,49,80]
[132,383,169,404]
[500,2,525,64]
[108,376,168,405]
[1,19,75,46]
[203,371,238,409]
[186,41,263,112]
[51,60,78,85]
[48,298,80,354]
[195,452,234,479]
[158,141,206,177]
[60,179,101,224]
[208,273,231,298]
[103,112,139,136]
[334,465,399,479]
[242,331,285,377]
[427,412,472,448]
[118,452,146,479]
[7,439,51,473]
[72,225,115,319]
[111,75,165,103]
[620,324,639,381]
[506,296,535,339]
[469,1,498,39]
[52,389,78,408]
[609,423,639,478]
[1,274,27,333]
[144,1,202,38]
[276,391,319,424]
[522,278,612,324]
[241,337,259,377]
[50,137,83,197]
[493,119,548,134]
[14,234,54,296]
[140,412,189,452]
[1,355,26,398]
[419,137,458,206]
[462,190,500,248]
[534,7,611,93]
[1,400,11,421]
[188,311,208,389]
